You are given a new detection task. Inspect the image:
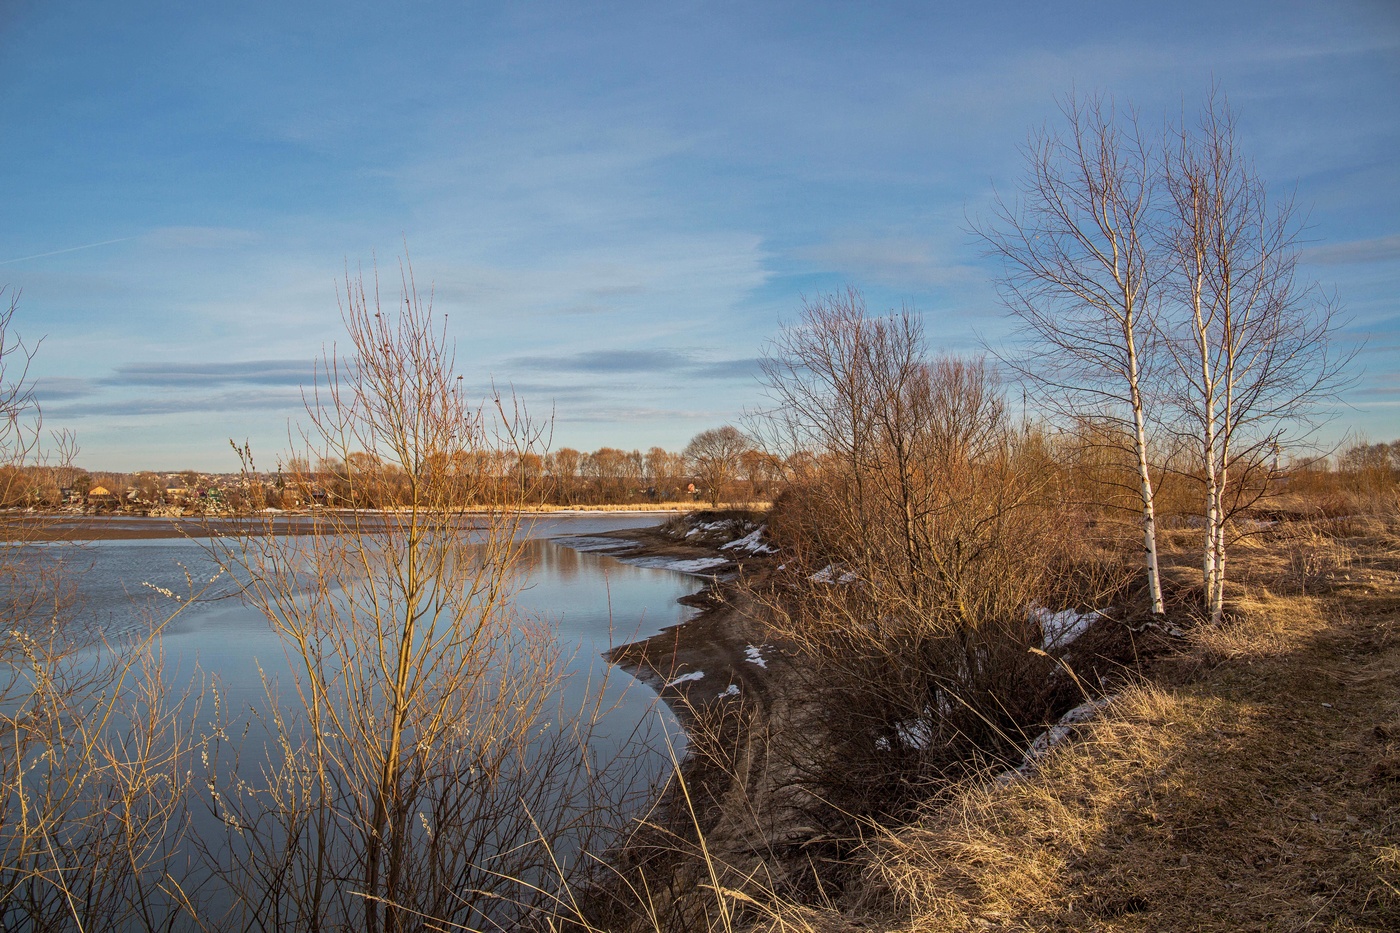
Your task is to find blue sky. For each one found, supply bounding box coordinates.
[2,0,1397,471]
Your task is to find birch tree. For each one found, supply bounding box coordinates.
[1161,95,1351,623]
[979,94,1166,616]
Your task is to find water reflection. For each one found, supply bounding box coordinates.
[10,514,697,926]
[55,513,693,722]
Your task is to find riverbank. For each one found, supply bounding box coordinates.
[555,511,782,729]
[0,505,722,541]
[566,512,1400,931]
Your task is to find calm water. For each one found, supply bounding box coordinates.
[17,513,697,924]
[60,513,694,731]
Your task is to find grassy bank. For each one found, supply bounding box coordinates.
[636,515,1400,932]
[582,512,1400,924]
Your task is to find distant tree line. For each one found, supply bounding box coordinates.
[4,431,1391,515]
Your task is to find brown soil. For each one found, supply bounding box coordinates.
[582,517,783,729]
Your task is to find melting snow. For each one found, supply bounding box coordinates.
[720,526,777,554]
[621,555,730,575]
[1024,697,1110,762]
[874,717,935,751]
[685,520,729,537]
[744,645,768,668]
[717,683,740,698]
[665,670,705,688]
[1033,605,1098,650]
[897,718,935,750]
[810,564,859,584]
[997,696,1116,783]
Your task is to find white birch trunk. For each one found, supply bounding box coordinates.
[1125,324,1165,616]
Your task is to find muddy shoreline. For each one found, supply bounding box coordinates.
[554,520,780,730]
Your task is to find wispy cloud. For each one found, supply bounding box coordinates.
[692,358,762,379]
[507,349,763,381]
[508,349,690,374]
[101,360,316,389]
[32,376,98,402]
[1302,234,1400,266]
[562,405,730,425]
[791,236,982,291]
[49,388,306,419]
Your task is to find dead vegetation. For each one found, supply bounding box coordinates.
[691,516,1400,933]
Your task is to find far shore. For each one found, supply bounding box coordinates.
[0,501,776,543]
[0,504,744,542]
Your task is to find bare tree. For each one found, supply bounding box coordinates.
[1161,94,1353,623]
[208,259,620,931]
[683,426,751,507]
[755,292,1123,814]
[584,446,640,503]
[643,446,685,500]
[978,94,1166,616]
[545,446,582,505]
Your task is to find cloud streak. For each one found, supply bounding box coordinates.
[507,349,761,381]
[48,388,306,419]
[1301,234,1400,266]
[101,360,317,389]
[0,237,138,266]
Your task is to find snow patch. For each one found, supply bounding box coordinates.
[998,696,1116,782]
[1022,697,1110,762]
[665,670,705,688]
[717,683,740,698]
[720,525,777,554]
[875,718,935,751]
[685,520,729,537]
[621,555,730,575]
[1032,605,1098,650]
[810,563,859,584]
[744,645,769,668]
[897,717,935,750]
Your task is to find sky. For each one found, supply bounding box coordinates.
[2,0,1397,472]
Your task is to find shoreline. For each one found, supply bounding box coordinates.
[0,507,697,542]
[553,517,781,737]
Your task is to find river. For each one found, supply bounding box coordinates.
[8,512,698,928]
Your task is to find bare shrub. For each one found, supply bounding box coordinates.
[206,259,637,931]
[756,292,1129,820]
[0,286,200,930]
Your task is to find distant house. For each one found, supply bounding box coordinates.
[86,485,120,509]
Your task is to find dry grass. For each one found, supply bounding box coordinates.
[742,528,1400,932]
